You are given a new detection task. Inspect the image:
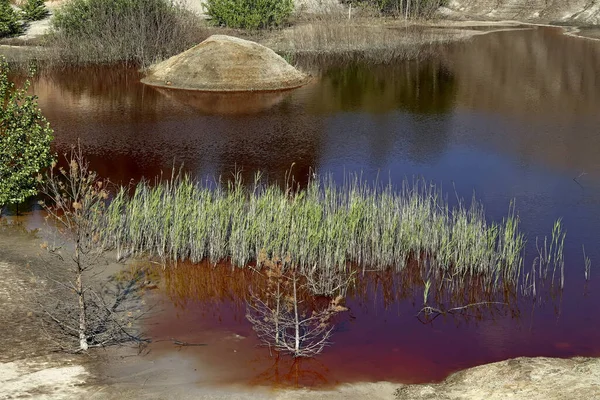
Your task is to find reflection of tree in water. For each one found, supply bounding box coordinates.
[246,256,348,358]
[250,354,331,387]
[159,257,534,337]
[152,257,585,386]
[312,60,456,114]
[33,64,164,117]
[310,59,456,164]
[151,257,578,388]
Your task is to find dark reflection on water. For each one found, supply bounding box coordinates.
[148,261,599,387]
[31,64,323,186]
[27,27,600,185]
[9,26,600,384]
[154,88,293,115]
[310,61,456,114]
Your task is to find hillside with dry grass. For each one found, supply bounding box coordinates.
[442,0,600,24]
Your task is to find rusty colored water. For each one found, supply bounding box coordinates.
[4,26,600,385]
[147,261,599,387]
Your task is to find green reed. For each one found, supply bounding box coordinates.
[523,218,566,296]
[100,173,532,293]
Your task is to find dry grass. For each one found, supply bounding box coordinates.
[45,0,208,66]
[260,19,465,66]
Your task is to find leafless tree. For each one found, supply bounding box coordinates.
[246,258,347,358]
[38,145,147,352]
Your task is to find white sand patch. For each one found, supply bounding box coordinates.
[0,360,88,400]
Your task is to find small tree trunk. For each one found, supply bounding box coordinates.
[76,264,88,351]
[293,276,300,356]
[275,280,280,345]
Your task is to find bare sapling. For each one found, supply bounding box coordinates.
[39,145,146,351]
[246,252,348,358]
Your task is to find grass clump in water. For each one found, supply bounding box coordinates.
[102,173,527,294]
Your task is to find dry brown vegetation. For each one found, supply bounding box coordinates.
[261,20,469,65]
[47,0,208,66]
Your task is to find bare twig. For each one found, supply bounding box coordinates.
[417,301,508,320]
[170,338,207,347]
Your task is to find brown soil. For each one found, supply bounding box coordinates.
[0,225,58,363]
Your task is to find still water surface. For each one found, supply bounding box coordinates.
[17,26,600,385]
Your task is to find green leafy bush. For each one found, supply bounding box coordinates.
[0,0,22,37]
[0,57,54,209]
[51,0,204,65]
[205,0,294,29]
[22,0,48,21]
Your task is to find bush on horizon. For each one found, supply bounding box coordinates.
[51,0,205,66]
[0,0,22,37]
[205,0,294,29]
[22,0,49,21]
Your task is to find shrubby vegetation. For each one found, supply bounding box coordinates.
[0,0,22,37]
[0,57,54,210]
[347,0,446,18]
[22,0,48,21]
[205,0,294,29]
[51,0,204,65]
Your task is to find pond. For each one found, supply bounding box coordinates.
[8,25,600,386]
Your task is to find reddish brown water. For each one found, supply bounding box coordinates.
[3,26,600,386]
[147,261,600,387]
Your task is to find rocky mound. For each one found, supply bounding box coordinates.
[393,357,600,400]
[141,35,309,92]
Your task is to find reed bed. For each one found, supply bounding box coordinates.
[264,22,452,67]
[101,173,527,294]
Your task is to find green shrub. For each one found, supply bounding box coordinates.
[205,0,294,29]
[22,0,48,21]
[51,0,204,65]
[0,57,54,209]
[0,0,22,37]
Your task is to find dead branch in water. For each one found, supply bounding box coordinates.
[416,301,508,324]
[170,338,207,347]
